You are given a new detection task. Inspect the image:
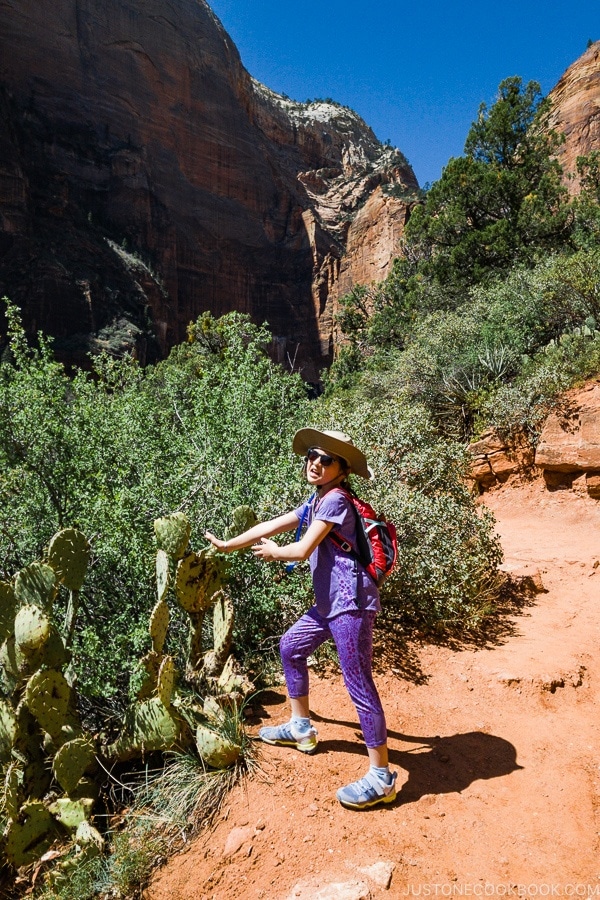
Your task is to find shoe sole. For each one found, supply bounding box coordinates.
[260,736,318,755]
[336,789,397,810]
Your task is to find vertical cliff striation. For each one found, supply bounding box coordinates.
[548,41,600,193]
[0,0,418,379]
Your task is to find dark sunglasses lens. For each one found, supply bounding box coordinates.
[306,449,334,467]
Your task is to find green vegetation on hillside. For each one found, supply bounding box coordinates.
[329,78,600,444]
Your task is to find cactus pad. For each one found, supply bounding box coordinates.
[14,604,52,656]
[25,669,71,738]
[53,737,96,796]
[157,655,176,708]
[49,797,94,832]
[225,505,258,540]
[14,562,56,609]
[176,550,222,613]
[0,700,18,764]
[216,654,253,697]
[137,650,162,701]
[0,581,17,642]
[149,599,169,655]
[108,697,183,760]
[30,625,71,672]
[4,762,23,820]
[75,820,104,851]
[4,800,56,868]
[154,512,191,559]
[47,528,91,591]
[156,549,170,601]
[195,724,240,768]
[204,592,234,677]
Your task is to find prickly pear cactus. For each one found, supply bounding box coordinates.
[176,549,223,614]
[204,593,234,677]
[157,656,176,708]
[149,599,169,655]
[0,581,17,642]
[107,697,187,761]
[224,505,258,541]
[4,800,56,868]
[195,724,240,768]
[14,604,51,655]
[156,549,170,601]
[48,797,93,832]
[52,737,96,796]
[47,528,91,591]
[136,650,162,702]
[75,819,104,851]
[154,512,191,560]
[25,668,71,739]
[14,562,56,609]
[0,699,17,764]
[216,654,254,697]
[4,762,23,820]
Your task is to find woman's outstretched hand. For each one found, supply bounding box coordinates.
[204,531,229,553]
[251,538,279,561]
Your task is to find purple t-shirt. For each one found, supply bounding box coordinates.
[294,489,380,619]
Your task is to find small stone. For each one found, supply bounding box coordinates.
[355,859,395,889]
[223,825,253,857]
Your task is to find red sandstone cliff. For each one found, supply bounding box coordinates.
[0,0,418,379]
[548,41,600,192]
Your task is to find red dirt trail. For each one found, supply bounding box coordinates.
[147,479,600,900]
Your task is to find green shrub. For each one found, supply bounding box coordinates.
[0,302,311,701]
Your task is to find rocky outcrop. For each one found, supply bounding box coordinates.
[468,430,535,492]
[469,383,600,496]
[0,0,418,379]
[548,42,600,191]
[535,381,600,492]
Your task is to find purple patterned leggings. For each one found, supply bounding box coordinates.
[279,607,387,748]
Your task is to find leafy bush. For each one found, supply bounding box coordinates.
[0,302,311,700]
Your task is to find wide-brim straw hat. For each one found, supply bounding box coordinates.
[292,428,372,479]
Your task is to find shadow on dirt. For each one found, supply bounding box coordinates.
[313,724,522,808]
[373,574,541,684]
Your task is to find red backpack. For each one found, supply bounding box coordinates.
[329,487,398,588]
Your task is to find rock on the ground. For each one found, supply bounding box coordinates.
[288,880,371,900]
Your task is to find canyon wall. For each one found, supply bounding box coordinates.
[548,41,600,192]
[0,0,418,379]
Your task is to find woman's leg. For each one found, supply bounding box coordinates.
[279,607,331,701]
[259,608,330,753]
[329,610,396,808]
[328,610,387,749]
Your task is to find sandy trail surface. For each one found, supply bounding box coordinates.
[147,480,600,900]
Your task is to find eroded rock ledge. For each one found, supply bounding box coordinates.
[469,382,600,498]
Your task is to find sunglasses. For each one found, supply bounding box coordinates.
[306,448,337,467]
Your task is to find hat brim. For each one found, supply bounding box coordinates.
[292,428,372,479]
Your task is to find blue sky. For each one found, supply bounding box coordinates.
[208,0,600,187]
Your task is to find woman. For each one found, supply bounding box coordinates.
[205,428,396,810]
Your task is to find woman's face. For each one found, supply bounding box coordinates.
[305,447,345,486]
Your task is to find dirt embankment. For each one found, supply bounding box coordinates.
[147,479,600,900]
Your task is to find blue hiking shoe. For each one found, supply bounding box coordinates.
[336,769,397,809]
[258,720,318,755]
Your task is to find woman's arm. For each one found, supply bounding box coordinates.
[204,510,299,553]
[252,518,333,563]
